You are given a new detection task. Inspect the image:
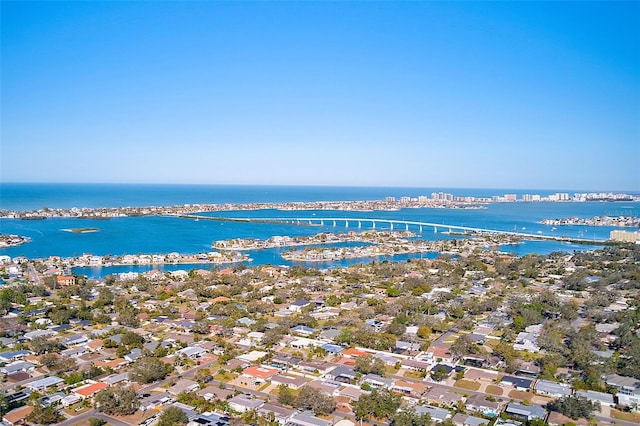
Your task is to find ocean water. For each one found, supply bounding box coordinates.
[0,182,622,210]
[0,184,637,277]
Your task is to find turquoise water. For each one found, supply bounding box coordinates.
[3,183,632,210]
[0,184,637,277]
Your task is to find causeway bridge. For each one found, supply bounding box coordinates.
[180,215,607,243]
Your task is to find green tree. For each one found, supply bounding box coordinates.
[353,388,402,421]
[354,355,386,376]
[89,418,107,426]
[26,404,64,425]
[431,365,449,382]
[547,395,600,420]
[94,385,139,415]
[294,386,336,415]
[158,406,188,426]
[277,384,295,406]
[391,407,432,426]
[128,357,172,384]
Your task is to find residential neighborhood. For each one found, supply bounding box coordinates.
[0,242,638,426]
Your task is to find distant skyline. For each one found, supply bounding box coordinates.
[2,1,639,191]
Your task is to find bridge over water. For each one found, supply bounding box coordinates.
[180,215,607,244]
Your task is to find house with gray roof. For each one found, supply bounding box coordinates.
[505,403,546,421]
[228,395,264,413]
[325,365,356,383]
[60,347,88,358]
[575,390,614,407]
[285,411,332,426]
[500,376,533,391]
[451,413,490,426]
[534,379,573,398]
[465,394,503,417]
[318,328,340,342]
[60,334,88,347]
[415,405,452,423]
[27,376,65,392]
[259,403,295,425]
[176,345,207,359]
[605,374,640,408]
[125,348,142,362]
[362,374,393,390]
[1,361,35,375]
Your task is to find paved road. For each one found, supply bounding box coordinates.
[27,263,43,286]
[58,409,131,426]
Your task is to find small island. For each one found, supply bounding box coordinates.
[0,234,31,247]
[63,227,100,234]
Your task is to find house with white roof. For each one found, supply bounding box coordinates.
[534,379,573,398]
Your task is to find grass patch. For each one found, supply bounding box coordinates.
[63,403,92,416]
[385,366,399,375]
[403,371,425,380]
[508,389,531,401]
[611,409,640,423]
[454,379,481,391]
[214,372,237,382]
[485,385,503,395]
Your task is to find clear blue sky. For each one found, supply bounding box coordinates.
[2,1,639,191]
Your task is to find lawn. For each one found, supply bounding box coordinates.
[454,379,481,391]
[485,385,503,395]
[508,389,531,402]
[403,371,425,380]
[611,409,640,423]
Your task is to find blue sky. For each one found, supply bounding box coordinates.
[2,1,639,190]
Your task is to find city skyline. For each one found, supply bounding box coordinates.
[2,1,639,191]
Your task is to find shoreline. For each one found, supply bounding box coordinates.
[2,194,638,220]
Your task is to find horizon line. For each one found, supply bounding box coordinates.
[1,181,638,194]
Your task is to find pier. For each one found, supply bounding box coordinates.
[180,215,608,244]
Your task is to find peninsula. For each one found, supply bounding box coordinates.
[540,216,640,228]
[1,191,637,220]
